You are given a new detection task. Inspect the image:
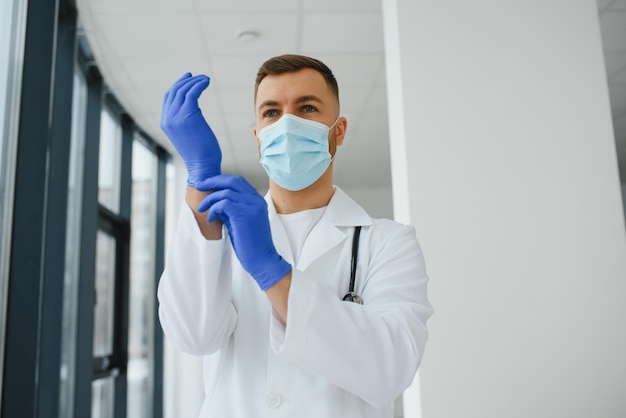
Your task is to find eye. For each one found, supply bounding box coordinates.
[263,109,279,118]
[301,104,317,113]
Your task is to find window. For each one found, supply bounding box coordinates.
[128,139,158,417]
[1,6,169,415]
[98,109,122,213]
[92,106,131,416]
[0,0,26,410]
[59,66,88,418]
[92,376,116,418]
[93,229,118,358]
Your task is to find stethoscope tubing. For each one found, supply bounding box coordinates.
[343,226,362,304]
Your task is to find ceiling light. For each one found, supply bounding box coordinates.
[236,30,260,42]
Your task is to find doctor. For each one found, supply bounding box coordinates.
[157,54,433,418]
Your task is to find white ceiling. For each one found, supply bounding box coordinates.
[76,0,626,191]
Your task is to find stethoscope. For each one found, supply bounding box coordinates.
[342,226,363,304]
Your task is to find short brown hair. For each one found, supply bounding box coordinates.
[254,54,339,107]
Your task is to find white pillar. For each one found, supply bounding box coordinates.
[163,158,206,418]
[382,1,626,418]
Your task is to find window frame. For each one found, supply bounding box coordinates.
[0,0,27,409]
[1,2,169,417]
[2,2,77,416]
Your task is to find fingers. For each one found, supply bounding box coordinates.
[205,198,229,223]
[201,189,260,212]
[186,76,210,103]
[163,73,210,116]
[195,174,258,195]
[202,192,257,223]
[162,72,191,108]
[169,75,209,114]
[196,175,264,225]
[197,182,261,214]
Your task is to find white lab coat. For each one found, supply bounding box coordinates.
[158,186,433,418]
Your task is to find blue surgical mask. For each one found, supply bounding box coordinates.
[258,114,339,191]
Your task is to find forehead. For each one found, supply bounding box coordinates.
[255,68,333,106]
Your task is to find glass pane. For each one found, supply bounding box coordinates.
[127,140,157,417]
[166,161,176,248]
[93,230,117,357]
[0,0,27,409]
[92,377,115,418]
[98,109,121,213]
[59,66,87,417]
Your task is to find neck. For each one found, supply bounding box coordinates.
[269,171,335,214]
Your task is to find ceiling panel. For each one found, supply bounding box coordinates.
[197,13,300,55]
[126,56,214,94]
[614,113,626,141]
[195,92,223,118]
[611,68,626,84]
[338,113,390,182]
[206,54,268,87]
[209,87,254,114]
[609,83,626,110]
[599,11,626,52]
[312,54,384,88]
[335,86,376,114]
[301,0,380,12]
[95,13,206,58]
[604,52,626,78]
[192,0,298,13]
[344,111,390,148]
[87,0,195,13]
[222,112,256,137]
[609,0,626,10]
[362,85,389,112]
[301,13,385,53]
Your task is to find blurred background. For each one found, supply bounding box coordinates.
[1,1,625,417]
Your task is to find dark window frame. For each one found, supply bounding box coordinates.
[2,1,77,416]
[2,1,168,416]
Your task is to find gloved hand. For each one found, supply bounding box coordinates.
[196,175,292,291]
[161,73,222,187]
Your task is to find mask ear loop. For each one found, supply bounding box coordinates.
[328,116,342,163]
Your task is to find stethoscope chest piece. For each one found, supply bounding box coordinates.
[342,292,363,305]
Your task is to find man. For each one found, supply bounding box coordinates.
[157,54,433,418]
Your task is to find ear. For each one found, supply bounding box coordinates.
[253,128,261,157]
[334,117,347,146]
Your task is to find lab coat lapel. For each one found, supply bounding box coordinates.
[297,187,372,271]
[265,195,294,264]
[264,186,372,271]
[297,219,346,271]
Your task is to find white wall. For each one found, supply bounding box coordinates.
[622,182,626,222]
[383,1,626,417]
[341,186,394,219]
[162,158,205,418]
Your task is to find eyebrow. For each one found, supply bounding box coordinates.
[295,95,324,105]
[257,100,280,113]
[257,95,325,113]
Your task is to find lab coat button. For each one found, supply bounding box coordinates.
[266,392,282,408]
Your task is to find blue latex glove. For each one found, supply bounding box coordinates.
[161,73,222,187]
[196,175,292,291]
